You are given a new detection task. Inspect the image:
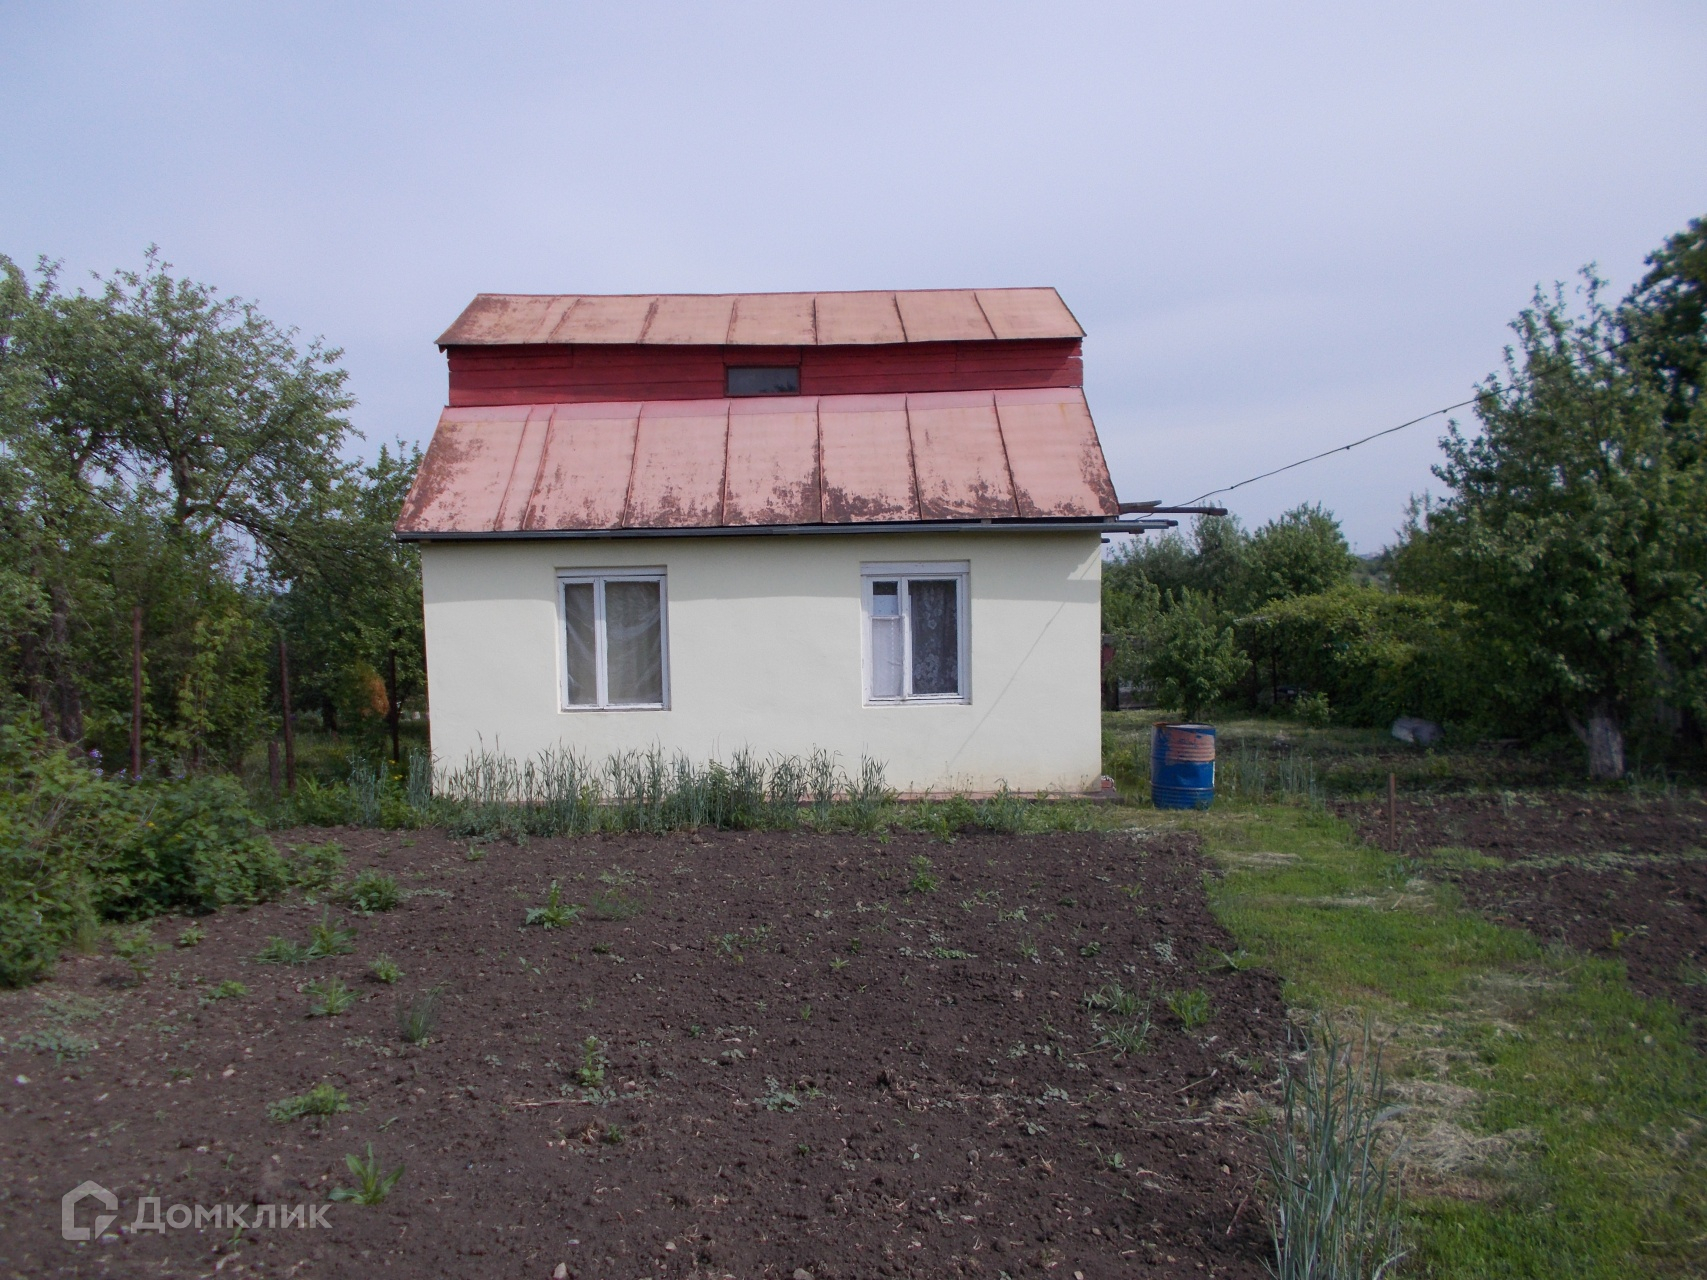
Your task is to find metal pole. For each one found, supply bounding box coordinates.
[130,606,143,779]
[280,639,297,795]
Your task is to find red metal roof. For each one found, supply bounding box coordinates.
[396,387,1118,537]
[437,288,1083,347]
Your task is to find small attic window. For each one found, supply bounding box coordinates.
[726,366,800,397]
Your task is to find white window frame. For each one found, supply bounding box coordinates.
[555,569,671,711]
[860,561,970,706]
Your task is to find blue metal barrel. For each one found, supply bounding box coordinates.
[1151,723,1216,810]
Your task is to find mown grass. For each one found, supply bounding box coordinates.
[1126,798,1707,1277]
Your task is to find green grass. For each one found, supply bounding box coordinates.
[1123,798,1707,1277]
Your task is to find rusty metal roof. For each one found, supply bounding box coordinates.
[396,387,1118,537]
[437,289,1084,347]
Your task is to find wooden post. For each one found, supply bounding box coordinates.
[130,606,143,779]
[279,639,297,795]
[1388,772,1397,849]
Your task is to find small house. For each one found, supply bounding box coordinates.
[395,289,1125,793]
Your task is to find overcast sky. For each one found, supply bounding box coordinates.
[4,2,1703,550]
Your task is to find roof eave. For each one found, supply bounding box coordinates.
[394,517,1129,544]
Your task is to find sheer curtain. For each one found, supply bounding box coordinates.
[563,583,597,704]
[604,581,663,704]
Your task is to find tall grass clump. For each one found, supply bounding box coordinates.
[435,745,896,837]
[1265,1019,1405,1280]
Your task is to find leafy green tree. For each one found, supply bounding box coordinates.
[274,445,425,759]
[1234,503,1358,611]
[0,250,360,766]
[1622,215,1705,428]
[1397,268,1707,778]
[1136,589,1251,721]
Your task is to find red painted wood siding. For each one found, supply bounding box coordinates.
[446,339,1082,407]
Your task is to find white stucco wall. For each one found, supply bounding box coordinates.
[417,531,1102,794]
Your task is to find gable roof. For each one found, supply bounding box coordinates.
[395,387,1118,539]
[437,288,1084,348]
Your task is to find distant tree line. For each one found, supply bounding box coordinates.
[0,250,424,773]
[1105,215,1707,780]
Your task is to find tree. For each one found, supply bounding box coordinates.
[1235,503,1357,611]
[1132,589,1251,722]
[1401,267,1707,779]
[0,250,361,765]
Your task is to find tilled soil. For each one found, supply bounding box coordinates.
[1,828,1285,1279]
[1340,792,1707,1023]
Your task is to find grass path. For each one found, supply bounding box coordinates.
[1115,801,1707,1278]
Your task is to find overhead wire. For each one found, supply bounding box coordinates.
[1176,395,1480,507]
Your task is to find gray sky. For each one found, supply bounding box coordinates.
[4,2,1703,550]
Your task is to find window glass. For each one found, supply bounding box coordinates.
[908,579,959,695]
[870,582,904,698]
[604,580,664,705]
[563,582,597,705]
[726,366,800,396]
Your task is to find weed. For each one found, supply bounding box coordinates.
[1017,941,1040,963]
[290,842,346,892]
[1078,941,1103,958]
[341,869,400,914]
[306,976,356,1017]
[800,1004,813,1021]
[201,980,247,1003]
[14,1029,97,1061]
[1106,1151,1127,1170]
[1083,982,1143,1018]
[267,1082,350,1123]
[254,935,311,965]
[1207,948,1256,972]
[1264,1019,1404,1280]
[1679,959,1707,987]
[396,988,442,1045]
[998,907,1028,923]
[929,946,976,960]
[112,925,161,984]
[525,881,581,929]
[1094,1020,1152,1057]
[906,855,939,895]
[586,886,642,921]
[175,924,206,948]
[575,1035,608,1089]
[1165,988,1214,1031]
[757,1077,802,1112]
[600,1123,625,1145]
[369,955,402,984]
[328,1143,404,1204]
[307,912,356,958]
[829,957,849,972]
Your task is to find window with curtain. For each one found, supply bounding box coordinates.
[558,572,668,709]
[862,564,968,704]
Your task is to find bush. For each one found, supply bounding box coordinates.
[0,724,112,986]
[96,774,289,919]
[1237,585,1475,729]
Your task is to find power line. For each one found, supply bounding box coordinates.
[1177,395,1481,507]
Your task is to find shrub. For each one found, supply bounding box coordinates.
[97,775,288,919]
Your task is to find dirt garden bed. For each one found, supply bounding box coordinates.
[1339,792,1707,1024]
[1,828,1285,1279]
